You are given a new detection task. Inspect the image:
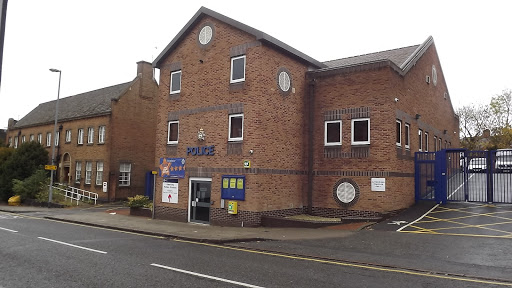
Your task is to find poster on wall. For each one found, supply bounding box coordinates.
[159,158,185,178]
[162,179,179,203]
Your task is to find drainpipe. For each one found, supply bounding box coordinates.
[306,78,316,215]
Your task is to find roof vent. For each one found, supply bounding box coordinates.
[426,76,430,84]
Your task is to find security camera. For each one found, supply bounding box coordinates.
[394,98,399,102]
[249,149,254,154]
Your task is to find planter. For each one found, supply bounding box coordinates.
[129,207,152,218]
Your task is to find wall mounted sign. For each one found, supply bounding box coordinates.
[162,179,178,203]
[371,178,386,192]
[243,160,251,168]
[186,145,215,156]
[221,175,245,201]
[159,158,185,178]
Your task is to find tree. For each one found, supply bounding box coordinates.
[489,89,512,130]
[456,104,491,150]
[0,141,49,201]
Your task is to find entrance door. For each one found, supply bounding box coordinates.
[189,178,211,224]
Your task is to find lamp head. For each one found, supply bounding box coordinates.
[49,68,61,73]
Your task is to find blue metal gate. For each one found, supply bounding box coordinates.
[415,149,512,204]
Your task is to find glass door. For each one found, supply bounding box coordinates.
[190,180,211,223]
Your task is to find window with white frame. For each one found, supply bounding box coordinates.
[78,128,84,144]
[439,138,442,150]
[351,118,370,145]
[324,120,342,146]
[396,120,402,147]
[87,127,94,144]
[170,70,182,94]
[46,133,51,147]
[37,133,42,144]
[75,161,82,183]
[230,55,246,83]
[445,140,448,149]
[85,161,92,184]
[228,114,244,141]
[55,131,60,147]
[29,134,34,142]
[14,136,18,148]
[167,121,179,144]
[405,123,410,149]
[119,163,131,186]
[65,130,71,143]
[434,136,438,151]
[21,135,26,143]
[96,162,103,185]
[424,132,429,152]
[8,137,12,147]
[98,126,106,144]
[418,129,423,151]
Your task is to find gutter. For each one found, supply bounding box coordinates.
[306,78,316,214]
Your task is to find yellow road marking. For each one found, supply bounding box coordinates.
[174,239,512,286]
[418,211,512,223]
[417,216,512,235]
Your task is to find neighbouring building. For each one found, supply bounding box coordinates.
[5,61,159,201]
[151,7,460,226]
[0,128,6,146]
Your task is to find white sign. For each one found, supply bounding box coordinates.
[371,178,386,192]
[162,182,178,203]
[102,182,108,193]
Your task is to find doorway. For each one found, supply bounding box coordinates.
[189,178,211,224]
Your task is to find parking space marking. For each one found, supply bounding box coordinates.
[400,204,512,237]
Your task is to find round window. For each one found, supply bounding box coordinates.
[332,178,360,208]
[432,65,437,86]
[278,71,291,92]
[198,25,213,45]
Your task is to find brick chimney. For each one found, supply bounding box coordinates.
[7,118,17,129]
[137,61,153,81]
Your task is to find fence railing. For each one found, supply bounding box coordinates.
[52,184,98,205]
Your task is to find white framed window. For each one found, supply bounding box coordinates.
[78,128,84,144]
[119,163,131,186]
[418,129,423,151]
[37,133,42,144]
[75,161,82,183]
[405,123,410,149]
[87,127,94,144]
[351,118,370,145]
[324,120,342,146]
[8,137,12,147]
[438,138,442,151]
[230,55,246,83]
[434,136,438,151]
[46,133,51,147]
[96,162,103,185]
[170,70,182,94]
[85,161,92,184]
[445,140,448,149]
[396,120,402,147]
[167,121,179,144]
[29,134,34,142]
[55,131,60,146]
[21,135,26,143]
[424,132,429,152]
[65,130,71,143]
[228,113,244,141]
[98,126,106,144]
[14,136,18,148]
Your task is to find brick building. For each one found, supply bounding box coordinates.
[5,61,158,201]
[151,7,459,226]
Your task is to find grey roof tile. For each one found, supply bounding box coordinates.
[14,82,131,129]
[323,45,420,69]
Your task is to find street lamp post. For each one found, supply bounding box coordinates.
[48,68,61,204]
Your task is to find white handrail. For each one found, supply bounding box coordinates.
[52,184,98,205]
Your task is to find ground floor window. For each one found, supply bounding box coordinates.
[119,163,131,186]
[96,162,103,185]
[85,161,92,184]
[75,161,82,183]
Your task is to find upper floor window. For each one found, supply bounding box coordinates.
[21,135,26,143]
[119,163,131,186]
[87,127,94,144]
[65,130,71,143]
[351,118,370,145]
[170,70,182,94]
[55,131,60,147]
[167,121,179,145]
[324,120,342,146]
[228,114,244,141]
[418,129,423,151]
[230,55,246,83]
[29,134,34,142]
[37,133,42,144]
[396,120,402,147]
[405,123,410,150]
[78,128,84,144]
[46,133,51,147]
[98,126,106,144]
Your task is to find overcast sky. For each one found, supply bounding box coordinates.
[1,0,511,129]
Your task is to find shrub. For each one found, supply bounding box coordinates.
[12,169,49,201]
[126,195,152,209]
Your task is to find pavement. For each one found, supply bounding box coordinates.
[0,203,363,243]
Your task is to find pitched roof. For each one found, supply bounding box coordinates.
[320,36,434,76]
[14,82,131,129]
[153,7,326,69]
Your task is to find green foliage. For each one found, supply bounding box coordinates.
[35,186,66,204]
[0,141,49,201]
[126,195,152,209]
[12,169,49,200]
